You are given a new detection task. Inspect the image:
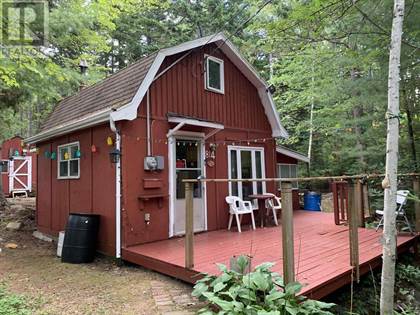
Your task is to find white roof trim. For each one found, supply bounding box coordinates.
[111,32,288,139]
[276,146,309,163]
[25,108,112,144]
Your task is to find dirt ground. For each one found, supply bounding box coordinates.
[0,198,201,315]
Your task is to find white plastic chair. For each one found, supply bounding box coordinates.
[225,196,256,232]
[264,193,281,226]
[376,190,412,233]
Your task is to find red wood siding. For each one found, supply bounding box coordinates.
[151,44,271,132]
[121,44,277,247]
[276,152,298,164]
[36,125,116,255]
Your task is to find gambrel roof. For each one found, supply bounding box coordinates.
[26,33,288,144]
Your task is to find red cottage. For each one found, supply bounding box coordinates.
[1,136,37,197]
[26,34,305,260]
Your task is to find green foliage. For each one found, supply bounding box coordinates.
[192,256,335,314]
[330,259,420,314]
[0,286,34,315]
[0,0,419,177]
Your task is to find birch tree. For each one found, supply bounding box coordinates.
[380,1,405,314]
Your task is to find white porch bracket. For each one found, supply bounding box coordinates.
[167,116,224,140]
[166,121,186,138]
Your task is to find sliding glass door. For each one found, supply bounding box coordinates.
[228,146,266,201]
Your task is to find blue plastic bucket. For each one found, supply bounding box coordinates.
[304,192,321,211]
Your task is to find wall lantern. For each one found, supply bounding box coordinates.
[109,148,121,164]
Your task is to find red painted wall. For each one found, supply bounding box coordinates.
[36,43,284,253]
[36,125,116,255]
[120,45,278,247]
[1,136,37,196]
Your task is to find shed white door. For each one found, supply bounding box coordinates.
[171,137,206,236]
[8,156,32,193]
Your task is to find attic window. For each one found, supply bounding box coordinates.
[205,55,224,94]
[57,142,80,179]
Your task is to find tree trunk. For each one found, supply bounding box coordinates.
[380,1,405,314]
[350,69,367,172]
[307,61,315,176]
[401,87,418,171]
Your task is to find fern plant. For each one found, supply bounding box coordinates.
[192,256,335,315]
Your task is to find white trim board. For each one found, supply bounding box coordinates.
[276,145,309,163]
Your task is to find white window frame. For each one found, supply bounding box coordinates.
[57,141,80,179]
[204,54,225,94]
[277,163,298,189]
[227,146,266,200]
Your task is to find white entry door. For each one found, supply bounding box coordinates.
[171,137,206,236]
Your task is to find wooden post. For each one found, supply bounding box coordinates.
[355,179,364,227]
[348,182,360,281]
[413,176,420,232]
[185,182,194,269]
[362,181,371,217]
[280,181,295,284]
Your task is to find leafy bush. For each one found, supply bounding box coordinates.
[192,256,335,314]
[0,286,32,315]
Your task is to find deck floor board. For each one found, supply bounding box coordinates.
[122,211,417,299]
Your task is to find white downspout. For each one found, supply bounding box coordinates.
[110,117,121,258]
[146,89,151,156]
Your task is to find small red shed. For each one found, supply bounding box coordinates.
[276,145,310,209]
[1,136,37,197]
[27,33,300,258]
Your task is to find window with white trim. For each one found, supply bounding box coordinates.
[228,146,266,201]
[277,163,298,189]
[0,160,9,173]
[57,142,80,179]
[205,55,224,93]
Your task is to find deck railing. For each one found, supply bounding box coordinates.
[183,173,420,284]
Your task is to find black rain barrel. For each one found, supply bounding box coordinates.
[61,213,100,264]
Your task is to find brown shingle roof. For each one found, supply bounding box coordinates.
[40,52,158,131]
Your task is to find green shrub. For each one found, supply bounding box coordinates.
[192,256,335,315]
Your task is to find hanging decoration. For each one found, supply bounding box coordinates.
[44,151,50,159]
[64,152,70,160]
[91,145,97,153]
[74,150,81,158]
[13,150,20,157]
[50,152,57,160]
[115,134,275,147]
[107,136,114,146]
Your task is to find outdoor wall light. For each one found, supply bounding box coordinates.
[109,148,121,164]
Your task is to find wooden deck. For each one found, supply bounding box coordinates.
[122,211,417,299]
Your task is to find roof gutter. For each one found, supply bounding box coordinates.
[25,109,112,144]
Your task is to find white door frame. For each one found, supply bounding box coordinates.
[8,156,32,193]
[168,130,207,237]
[227,145,266,199]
